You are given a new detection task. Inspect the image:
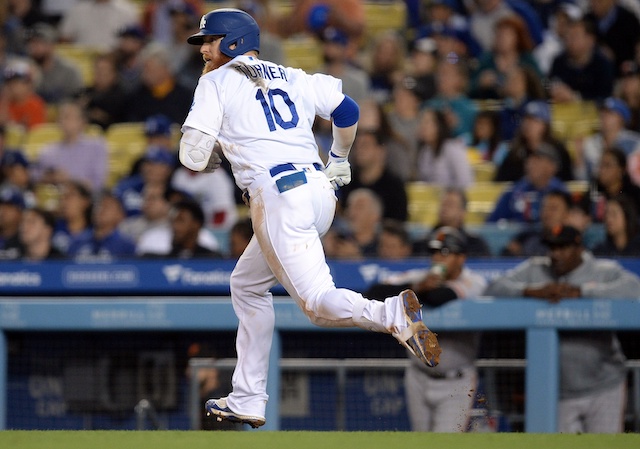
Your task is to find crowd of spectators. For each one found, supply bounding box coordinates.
[1,0,640,262]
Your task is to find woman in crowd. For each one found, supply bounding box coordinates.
[592,194,640,257]
[415,108,473,189]
[51,180,93,254]
[589,148,640,222]
[470,15,541,100]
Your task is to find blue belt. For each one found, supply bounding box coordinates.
[270,163,323,193]
[269,162,323,177]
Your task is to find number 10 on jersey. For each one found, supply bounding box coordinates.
[255,89,299,131]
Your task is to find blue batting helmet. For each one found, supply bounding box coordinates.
[187,8,260,58]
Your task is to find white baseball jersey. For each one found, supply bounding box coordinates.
[182,55,345,191]
[182,53,437,423]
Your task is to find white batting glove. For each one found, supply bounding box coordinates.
[324,153,351,190]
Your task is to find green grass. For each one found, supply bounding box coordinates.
[1,431,639,449]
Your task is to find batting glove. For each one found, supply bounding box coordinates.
[324,152,351,190]
[201,150,222,173]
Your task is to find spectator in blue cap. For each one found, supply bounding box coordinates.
[316,26,369,105]
[113,145,176,217]
[67,191,136,261]
[123,113,176,178]
[0,150,35,203]
[495,100,574,182]
[576,97,640,181]
[0,186,25,259]
[144,114,174,143]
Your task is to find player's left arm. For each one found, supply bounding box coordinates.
[179,127,222,173]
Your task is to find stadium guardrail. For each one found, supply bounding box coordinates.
[1,296,639,432]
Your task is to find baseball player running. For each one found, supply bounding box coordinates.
[179,8,441,428]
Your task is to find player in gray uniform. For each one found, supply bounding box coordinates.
[366,226,487,432]
[178,8,441,428]
[485,224,640,433]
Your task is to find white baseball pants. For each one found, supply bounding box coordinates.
[225,167,408,418]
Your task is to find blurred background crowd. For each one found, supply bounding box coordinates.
[1,0,640,262]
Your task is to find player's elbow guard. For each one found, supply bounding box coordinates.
[179,128,218,172]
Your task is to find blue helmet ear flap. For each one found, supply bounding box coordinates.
[187,8,260,58]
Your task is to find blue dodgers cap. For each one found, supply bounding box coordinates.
[601,97,631,125]
[1,150,29,167]
[0,187,25,209]
[144,114,173,136]
[430,0,460,11]
[524,100,551,124]
[118,24,146,40]
[144,146,175,166]
[321,27,349,46]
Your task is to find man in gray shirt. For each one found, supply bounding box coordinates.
[485,224,640,433]
[366,226,487,431]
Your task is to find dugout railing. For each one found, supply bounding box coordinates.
[188,357,640,432]
[1,297,639,432]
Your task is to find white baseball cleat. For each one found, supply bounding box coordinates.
[205,397,266,428]
[393,289,441,367]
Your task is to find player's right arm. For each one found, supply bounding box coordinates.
[324,95,359,189]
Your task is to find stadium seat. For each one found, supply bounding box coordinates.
[472,162,496,183]
[4,123,27,148]
[283,36,322,73]
[364,1,406,38]
[105,122,147,187]
[406,182,442,226]
[551,101,599,144]
[34,183,61,212]
[54,44,101,87]
[466,182,512,225]
[566,180,589,196]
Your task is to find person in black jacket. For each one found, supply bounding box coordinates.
[338,128,408,222]
[585,0,640,76]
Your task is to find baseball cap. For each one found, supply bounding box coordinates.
[556,0,583,21]
[542,224,582,247]
[144,146,175,166]
[144,114,173,137]
[1,150,30,168]
[3,60,32,82]
[118,25,146,40]
[25,22,57,43]
[0,187,25,209]
[524,101,551,124]
[413,37,437,54]
[423,22,459,40]
[430,0,460,10]
[428,226,468,254]
[600,97,631,126]
[321,27,349,46]
[530,142,560,165]
[169,3,198,18]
